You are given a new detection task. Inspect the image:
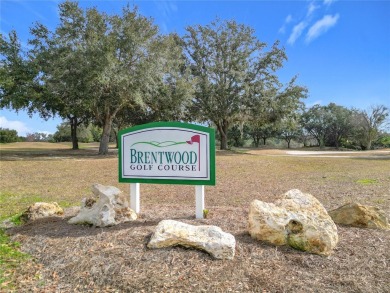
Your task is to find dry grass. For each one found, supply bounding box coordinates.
[1,143,390,292]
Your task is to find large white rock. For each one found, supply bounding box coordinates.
[248,189,338,256]
[329,203,390,230]
[21,202,64,222]
[148,220,236,260]
[68,184,137,227]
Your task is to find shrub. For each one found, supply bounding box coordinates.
[0,128,19,143]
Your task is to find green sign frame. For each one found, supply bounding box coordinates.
[118,122,216,186]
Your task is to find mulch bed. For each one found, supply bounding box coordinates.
[7,205,390,292]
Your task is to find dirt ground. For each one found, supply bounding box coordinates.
[2,146,390,292]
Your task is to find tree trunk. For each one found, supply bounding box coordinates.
[319,138,325,149]
[303,136,308,147]
[114,129,119,149]
[216,119,229,150]
[99,115,113,155]
[263,137,267,145]
[315,134,325,149]
[255,138,260,148]
[287,138,291,149]
[365,139,372,150]
[69,116,79,150]
[252,135,260,148]
[239,121,245,139]
[335,138,339,150]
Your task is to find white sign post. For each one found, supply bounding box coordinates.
[195,185,205,219]
[130,183,140,214]
[119,122,215,219]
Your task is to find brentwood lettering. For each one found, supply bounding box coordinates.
[130,149,198,171]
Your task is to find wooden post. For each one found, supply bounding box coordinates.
[130,183,140,213]
[195,185,205,219]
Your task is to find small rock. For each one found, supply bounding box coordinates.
[0,219,16,229]
[248,189,338,256]
[68,183,137,227]
[329,203,390,230]
[148,219,236,260]
[21,202,64,222]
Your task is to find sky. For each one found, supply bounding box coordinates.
[0,0,389,136]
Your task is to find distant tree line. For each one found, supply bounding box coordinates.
[0,123,101,143]
[1,1,389,151]
[0,128,19,143]
[0,128,53,142]
[227,103,389,150]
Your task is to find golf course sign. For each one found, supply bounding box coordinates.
[119,122,216,185]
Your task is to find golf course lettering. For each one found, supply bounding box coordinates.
[129,148,198,171]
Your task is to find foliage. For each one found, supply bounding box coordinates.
[84,5,161,154]
[352,105,389,150]
[228,125,250,147]
[323,103,355,148]
[89,124,103,143]
[0,128,19,143]
[183,19,306,150]
[247,122,277,147]
[3,2,385,154]
[9,213,24,226]
[108,34,194,148]
[52,122,71,142]
[278,114,303,149]
[53,122,101,143]
[0,31,40,114]
[374,133,390,148]
[300,104,389,150]
[247,74,307,148]
[24,2,190,154]
[25,132,53,142]
[28,1,96,150]
[301,103,354,149]
[301,104,330,148]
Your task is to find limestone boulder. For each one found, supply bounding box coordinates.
[248,189,338,256]
[21,202,64,222]
[68,184,137,227]
[148,220,236,260]
[329,203,389,230]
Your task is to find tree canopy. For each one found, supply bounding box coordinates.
[4,2,388,152]
[1,1,193,154]
[0,31,40,114]
[182,19,306,149]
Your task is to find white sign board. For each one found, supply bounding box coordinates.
[119,122,215,185]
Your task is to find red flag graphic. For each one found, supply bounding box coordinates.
[186,135,200,144]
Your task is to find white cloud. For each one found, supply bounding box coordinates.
[306,14,340,43]
[155,1,178,18]
[287,21,307,45]
[0,116,31,136]
[279,14,293,34]
[285,14,293,24]
[154,1,178,33]
[279,26,286,34]
[323,0,336,6]
[307,2,319,16]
